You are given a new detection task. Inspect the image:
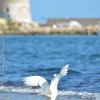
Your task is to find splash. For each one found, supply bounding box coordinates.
[0,86,100,99]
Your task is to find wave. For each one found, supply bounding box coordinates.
[0,86,99,99]
[59,91,100,99]
[23,68,81,75]
[68,69,81,74]
[0,85,40,94]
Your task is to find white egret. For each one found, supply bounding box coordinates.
[24,64,69,100]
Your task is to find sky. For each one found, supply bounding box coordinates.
[30,0,100,22]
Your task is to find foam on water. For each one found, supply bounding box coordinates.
[0,86,40,94]
[59,91,100,99]
[0,86,100,99]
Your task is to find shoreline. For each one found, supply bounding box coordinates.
[0,32,98,35]
[0,27,99,35]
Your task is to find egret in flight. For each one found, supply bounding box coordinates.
[24,64,69,100]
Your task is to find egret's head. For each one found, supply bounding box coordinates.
[54,74,57,77]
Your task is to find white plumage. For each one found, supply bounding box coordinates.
[23,64,69,100]
[24,76,47,87]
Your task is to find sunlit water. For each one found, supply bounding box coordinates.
[0,35,100,100]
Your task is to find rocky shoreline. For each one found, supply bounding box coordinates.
[0,27,99,35]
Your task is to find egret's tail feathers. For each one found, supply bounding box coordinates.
[60,64,69,76]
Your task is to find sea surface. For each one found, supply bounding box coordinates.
[0,35,100,100]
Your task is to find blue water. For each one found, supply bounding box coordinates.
[0,35,100,99]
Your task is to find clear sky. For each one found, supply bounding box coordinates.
[30,0,100,22]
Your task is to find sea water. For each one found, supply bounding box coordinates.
[0,35,100,100]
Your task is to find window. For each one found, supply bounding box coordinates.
[6,7,9,13]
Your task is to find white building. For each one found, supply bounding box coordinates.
[0,0,32,23]
[68,20,82,28]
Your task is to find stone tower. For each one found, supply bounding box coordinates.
[0,0,32,23]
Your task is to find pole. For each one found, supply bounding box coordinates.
[1,32,5,85]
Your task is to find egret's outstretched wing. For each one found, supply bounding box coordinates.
[60,64,69,77]
[50,64,69,94]
[24,76,49,88]
[24,76,51,96]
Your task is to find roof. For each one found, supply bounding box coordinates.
[68,20,82,27]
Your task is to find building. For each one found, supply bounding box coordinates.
[46,18,100,27]
[0,0,32,23]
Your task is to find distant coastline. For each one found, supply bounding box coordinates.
[0,27,99,35]
[0,18,100,35]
